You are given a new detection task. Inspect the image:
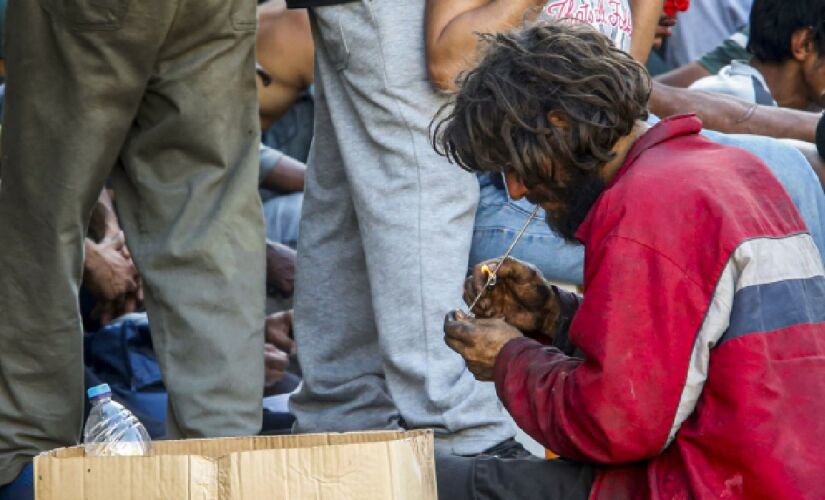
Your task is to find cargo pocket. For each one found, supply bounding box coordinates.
[39,0,130,31]
[230,0,257,32]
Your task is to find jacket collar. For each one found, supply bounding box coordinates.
[575,114,703,242]
[608,114,703,189]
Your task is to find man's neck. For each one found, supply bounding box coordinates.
[598,121,650,184]
[750,59,811,110]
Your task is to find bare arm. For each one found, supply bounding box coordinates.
[425,0,546,91]
[256,5,314,129]
[628,0,664,64]
[654,61,711,87]
[261,155,306,193]
[650,81,819,142]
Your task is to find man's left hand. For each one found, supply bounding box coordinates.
[443,310,523,381]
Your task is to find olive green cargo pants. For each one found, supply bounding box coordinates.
[0,0,265,483]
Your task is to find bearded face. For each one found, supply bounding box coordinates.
[520,166,606,243]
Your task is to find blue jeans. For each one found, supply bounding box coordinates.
[701,130,825,254]
[471,129,825,286]
[262,191,303,248]
[471,173,584,284]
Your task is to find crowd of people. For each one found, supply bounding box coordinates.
[1,0,825,499]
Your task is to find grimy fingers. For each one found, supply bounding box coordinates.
[443,310,477,345]
[470,261,495,296]
[444,335,467,356]
[462,276,476,307]
[493,257,538,284]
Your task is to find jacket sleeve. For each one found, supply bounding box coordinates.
[550,288,582,356]
[494,236,708,464]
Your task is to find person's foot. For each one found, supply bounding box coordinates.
[478,437,534,459]
[0,463,34,500]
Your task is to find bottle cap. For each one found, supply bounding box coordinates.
[87,383,112,400]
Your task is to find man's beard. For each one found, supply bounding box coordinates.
[542,169,605,243]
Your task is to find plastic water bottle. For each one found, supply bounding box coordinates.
[83,384,152,457]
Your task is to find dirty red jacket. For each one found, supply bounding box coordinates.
[494,115,825,499]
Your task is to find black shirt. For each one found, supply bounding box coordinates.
[285,0,356,8]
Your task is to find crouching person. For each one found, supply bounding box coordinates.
[432,21,825,500]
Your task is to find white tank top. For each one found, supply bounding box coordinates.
[540,0,633,53]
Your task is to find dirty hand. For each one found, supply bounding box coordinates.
[266,241,296,297]
[83,232,139,302]
[464,257,561,339]
[264,343,290,386]
[265,309,295,355]
[444,310,523,381]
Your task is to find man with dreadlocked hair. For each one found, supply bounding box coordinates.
[433,21,825,500]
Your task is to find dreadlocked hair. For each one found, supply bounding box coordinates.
[432,21,651,187]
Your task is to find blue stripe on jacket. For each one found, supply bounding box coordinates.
[721,276,825,345]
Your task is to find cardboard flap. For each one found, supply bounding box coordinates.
[150,429,432,458]
[35,454,217,500]
[35,430,436,500]
[217,431,436,500]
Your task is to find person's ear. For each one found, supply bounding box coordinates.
[791,27,815,62]
[504,172,530,200]
[547,110,569,129]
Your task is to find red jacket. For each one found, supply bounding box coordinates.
[494,115,825,499]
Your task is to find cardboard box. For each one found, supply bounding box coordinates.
[35,429,436,500]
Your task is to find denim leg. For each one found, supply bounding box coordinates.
[471,174,585,285]
[700,130,825,260]
[262,192,303,248]
[647,115,825,262]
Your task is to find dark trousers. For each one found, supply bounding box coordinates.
[436,453,597,500]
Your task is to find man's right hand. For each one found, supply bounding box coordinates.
[464,257,561,339]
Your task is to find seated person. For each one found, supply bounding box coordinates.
[656,25,751,88]
[256,1,314,160]
[471,125,825,285]
[690,0,825,110]
[659,0,751,70]
[434,22,825,499]
[463,2,825,284]
[82,190,297,433]
[254,3,313,248]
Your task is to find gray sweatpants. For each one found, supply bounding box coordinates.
[0,0,265,483]
[290,1,515,455]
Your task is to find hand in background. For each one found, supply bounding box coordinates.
[266,241,296,297]
[84,231,144,325]
[264,344,290,386]
[84,232,139,302]
[652,15,677,50]
[265,309,296,355]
